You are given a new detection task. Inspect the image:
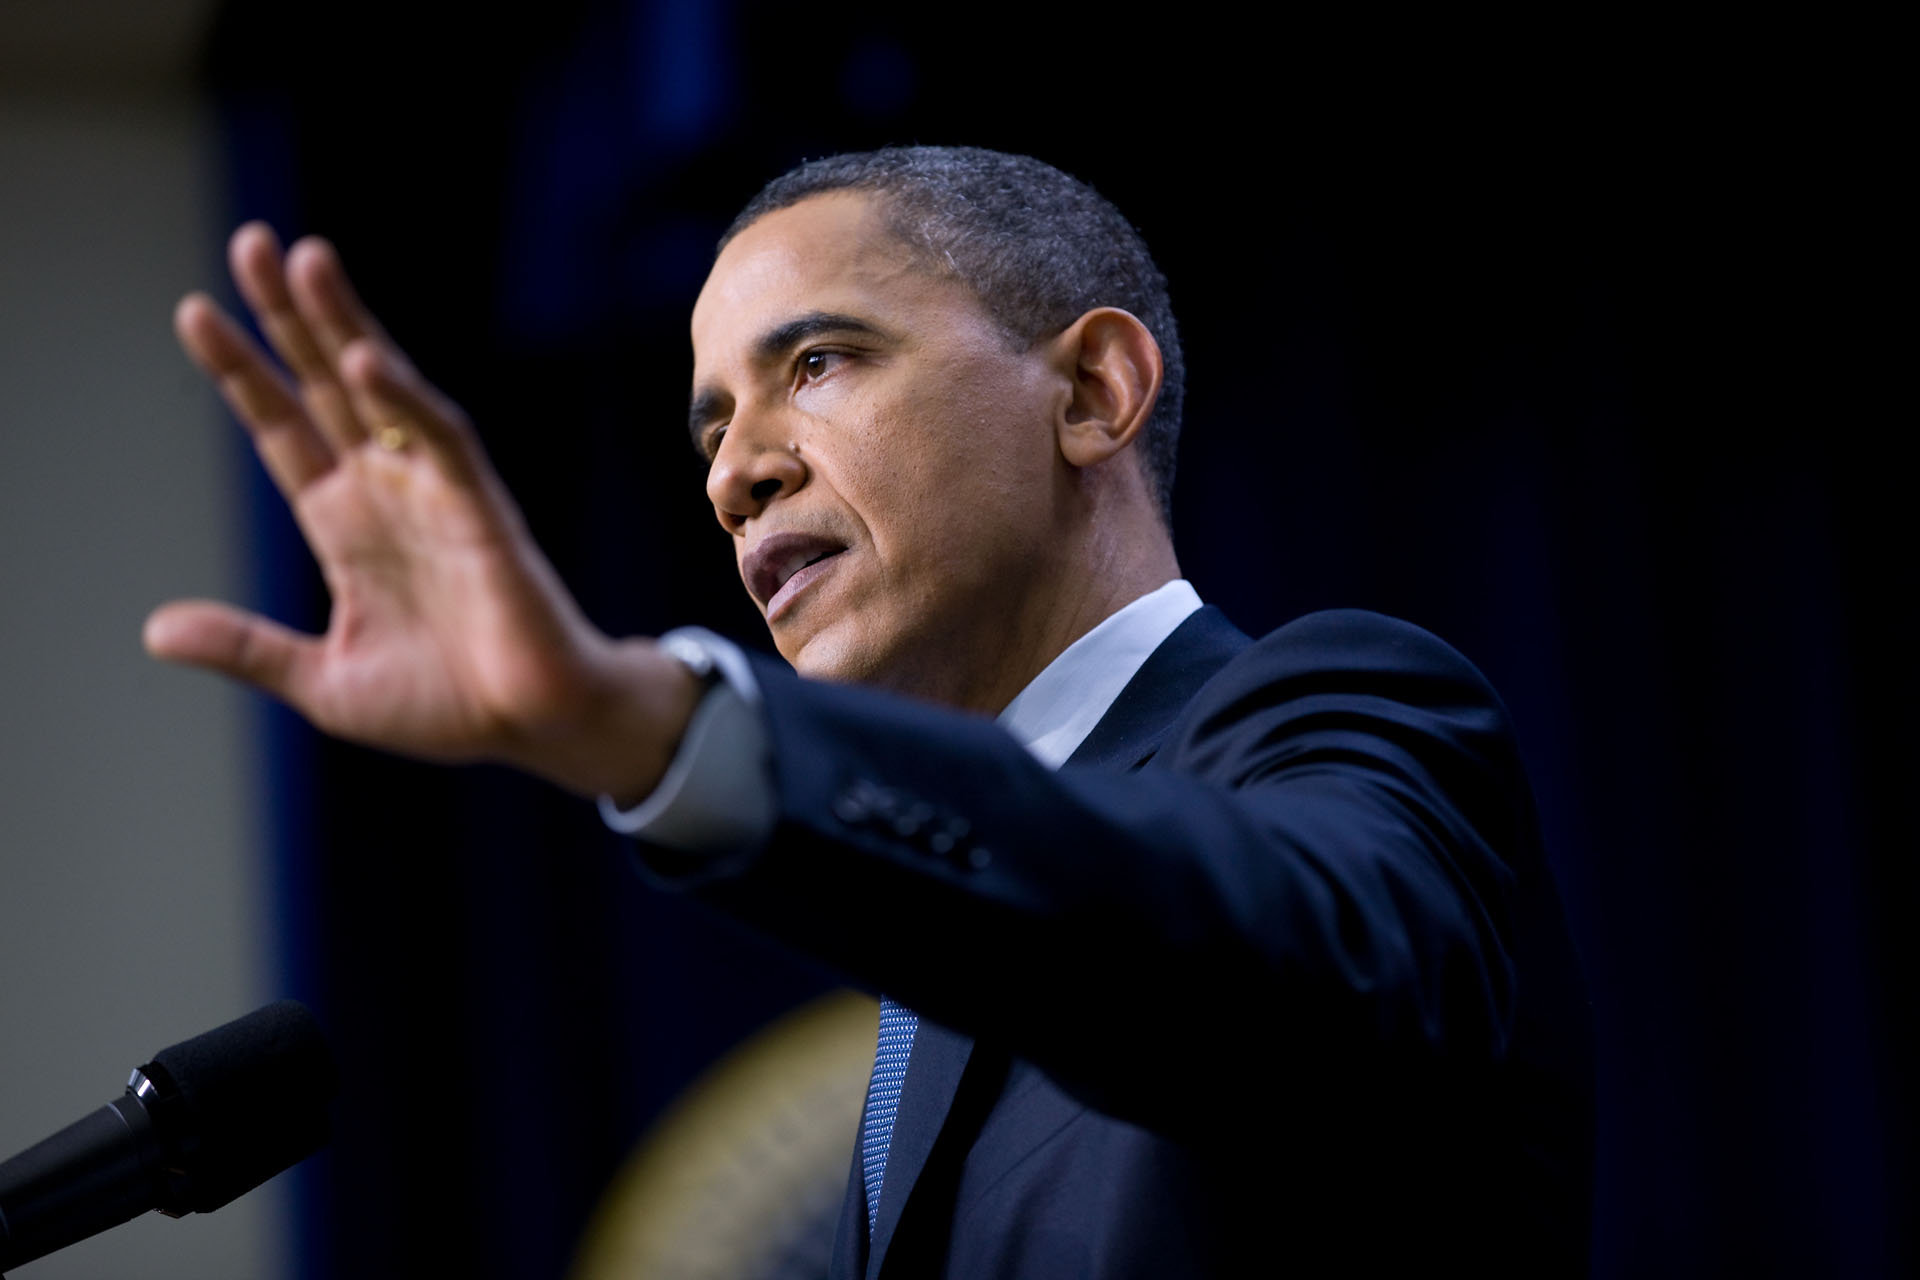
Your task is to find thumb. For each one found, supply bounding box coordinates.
[144,599,316,704]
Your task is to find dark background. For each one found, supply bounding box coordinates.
[200,3,1907,1276]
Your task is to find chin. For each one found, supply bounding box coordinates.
[785,622,941,701]
[782,622,884,686]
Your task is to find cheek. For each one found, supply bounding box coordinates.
[912,360,1054,489]
[842,409,1003,555]
[820,351,1058,573]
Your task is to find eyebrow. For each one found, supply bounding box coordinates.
[688,310,888,452]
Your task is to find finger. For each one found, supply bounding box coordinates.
[339,337,487,479]
[285,235,396,362]
[229,222,370,451]
[175,293,336,495]
[144,599,320,709]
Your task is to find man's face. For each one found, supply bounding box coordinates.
[689,192,1069,707]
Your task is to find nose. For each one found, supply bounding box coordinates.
[706,412,808,534]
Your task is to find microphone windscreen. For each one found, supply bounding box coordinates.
[145,999,336,1213]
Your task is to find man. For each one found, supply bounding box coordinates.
[149,147,1593,1275]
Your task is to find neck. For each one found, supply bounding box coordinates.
[925,522,1181,717]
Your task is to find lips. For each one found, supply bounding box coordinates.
[743,531,848,618]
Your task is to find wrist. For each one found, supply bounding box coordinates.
[503,635,705,802]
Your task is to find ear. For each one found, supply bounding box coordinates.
[1050,307,1164,469]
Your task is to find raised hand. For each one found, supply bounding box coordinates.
[148,224,697,800]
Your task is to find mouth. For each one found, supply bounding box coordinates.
[743,531,849,620]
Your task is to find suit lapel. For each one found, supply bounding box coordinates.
[862,604,1250,1277]
[1066,605,1250,769]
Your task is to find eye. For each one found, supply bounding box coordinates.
[797,349,845,384]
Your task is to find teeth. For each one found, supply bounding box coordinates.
[766,544,841,601]
[777,549,817,592]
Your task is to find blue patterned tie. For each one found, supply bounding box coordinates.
[861,996,919,1231]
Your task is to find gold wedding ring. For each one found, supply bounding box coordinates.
[376,424,410,452]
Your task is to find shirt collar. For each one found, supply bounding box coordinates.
[997,579,1203,770]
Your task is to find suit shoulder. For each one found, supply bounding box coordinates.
[1163,607,1522,789]
[1214,608,1503,705]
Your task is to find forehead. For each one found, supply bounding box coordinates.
[691,192,976,363]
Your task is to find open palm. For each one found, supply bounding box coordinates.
[149,225,690,796]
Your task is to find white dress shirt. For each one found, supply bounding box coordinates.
[997,578,1203,769]
[600,579,1204,844]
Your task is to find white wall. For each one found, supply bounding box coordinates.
[0,7,287,1274]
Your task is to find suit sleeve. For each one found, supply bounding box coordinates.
[632,610,1538,1140]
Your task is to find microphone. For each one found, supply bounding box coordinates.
[0,1000,335,1271]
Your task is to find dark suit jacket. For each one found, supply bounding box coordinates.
[641,607,1594,1277]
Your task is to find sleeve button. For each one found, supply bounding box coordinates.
[893,803,933,838]
[834,783,876,824]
